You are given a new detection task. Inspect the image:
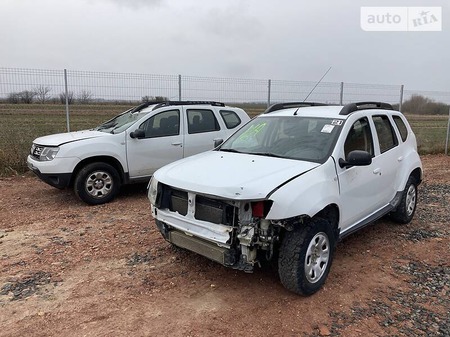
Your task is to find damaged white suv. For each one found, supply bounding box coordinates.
[148,102,422,295]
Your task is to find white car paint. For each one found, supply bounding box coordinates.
[27,102,250,203]
[153,150,320,200]
[149,103,423,289]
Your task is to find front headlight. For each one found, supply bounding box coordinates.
[148,177,159,205]
[31,144,60,161]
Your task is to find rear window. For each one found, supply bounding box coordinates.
[393,115,408,142]
[220,110,241,129]
[372,115,399,153]
[187,109,220,134]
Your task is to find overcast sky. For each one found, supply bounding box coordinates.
[0,0,448,91]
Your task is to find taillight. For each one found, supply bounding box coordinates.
[251,200,273,218]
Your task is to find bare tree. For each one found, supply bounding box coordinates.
[18,90,36,104]
[141,95,154,103]
[59,91,74,105]
[155,96,168,102]
[34,85,52,103]
[7,92,20,104]
[78,90,93,104]
[142,95,167,103]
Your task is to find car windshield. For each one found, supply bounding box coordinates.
[94,108,149,134]
[219,115,343,163]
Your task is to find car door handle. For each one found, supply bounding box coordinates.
[398,156,404,162]
[171,142,182,146]
[373,168,382,175]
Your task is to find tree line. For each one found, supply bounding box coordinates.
[3,85,168,105]
[5,85,93,104]
[401,94,449,115]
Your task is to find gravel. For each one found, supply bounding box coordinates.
[310,182,450,337]
[0,271,53,301]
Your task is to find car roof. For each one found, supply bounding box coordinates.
[264,105,347,119]
[137,101,237,114]
[262,101,400,119]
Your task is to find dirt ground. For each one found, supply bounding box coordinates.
[0,155,449,337]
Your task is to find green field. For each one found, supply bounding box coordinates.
[0,103,448,176]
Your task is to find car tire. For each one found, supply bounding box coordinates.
[390,176,418,224]
[74,162,120,205]
[278,218,336,295]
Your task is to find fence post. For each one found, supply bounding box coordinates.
[64,69,70,132]
[267,79,271,107]
[399,84,404,112]
[178,74,182,101]
[340,82,344,105]
[445,107,450,155]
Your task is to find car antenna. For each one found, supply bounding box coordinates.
[302,66,332,102]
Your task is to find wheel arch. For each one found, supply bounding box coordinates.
[313,204,340,241]
[278,203,340,242]
[410,167,422,185]
[71,156,126,186]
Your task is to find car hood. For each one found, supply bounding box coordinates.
[154,151,320,200]
[33,130,110,146]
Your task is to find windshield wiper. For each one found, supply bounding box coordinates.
[96,121,117,131]
[219,148,242,153]
[251,152,285,158]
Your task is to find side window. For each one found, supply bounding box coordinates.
[393,115,408,142]
[344,117,374,158]
[187,109,220,134]
[372,115,399,153]
[139,109,180,138]
[220,110,241,129]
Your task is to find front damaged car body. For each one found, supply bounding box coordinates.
[149,102,422,295]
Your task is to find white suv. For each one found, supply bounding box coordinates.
[148,102,422,295]
[27,101,250,205]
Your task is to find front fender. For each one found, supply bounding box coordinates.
[58,134,128,173]
[266,158,340,220]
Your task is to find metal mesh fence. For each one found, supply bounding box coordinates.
[0,68,65,103]
[0,67,449,175]
[0,67,408,105]
[181,76,269,103]
[342,83,402,105]
[271,80,342,104]
[66,70,179,102]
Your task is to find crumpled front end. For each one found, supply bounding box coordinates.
[150,181,282,272]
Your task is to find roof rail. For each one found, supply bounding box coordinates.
[130,101,161,113]
[339,102,393,115]
[152,101,225,110]
[264,102,328,114]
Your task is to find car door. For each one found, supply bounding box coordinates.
[336,116,387,231]
[126,109,184,178]
[369,114,402,202]
[182,107,227,157]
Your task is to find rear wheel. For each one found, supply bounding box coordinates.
[74,162,120,205]
[278,218,336,295]
[390,176,418,224]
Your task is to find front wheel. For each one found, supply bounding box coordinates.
[74,162,120,205]
[390,176,418,224]
[278,218,336,295]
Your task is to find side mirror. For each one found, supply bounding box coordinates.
[339,150,372,168]
[214,138,224,148]
[130,129,145,139]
